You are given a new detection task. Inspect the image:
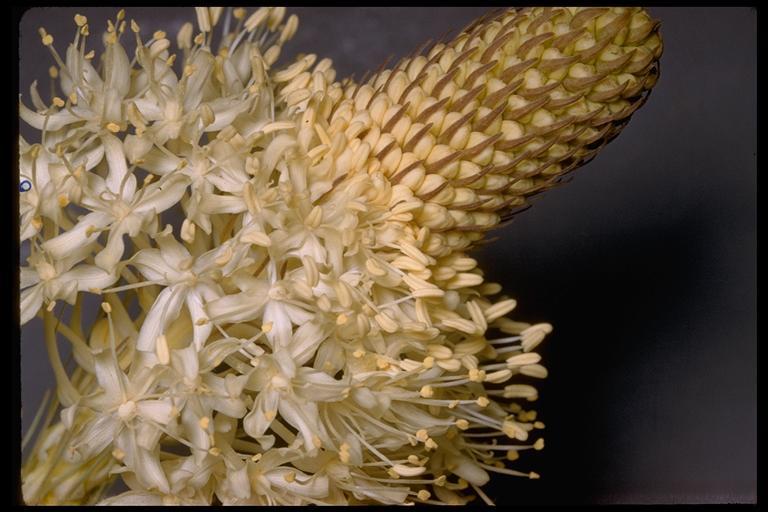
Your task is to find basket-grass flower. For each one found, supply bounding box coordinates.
[19,6,661,505]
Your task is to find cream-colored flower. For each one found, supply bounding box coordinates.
[21,5,661,505]
[20,243,116,325]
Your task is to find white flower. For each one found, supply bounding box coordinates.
[130,226,247,353]
[20,243,116,324]
[19,6,557,506]
[41,141,189,271]
[64,347,176,494]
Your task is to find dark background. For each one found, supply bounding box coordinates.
[18,7,756,505]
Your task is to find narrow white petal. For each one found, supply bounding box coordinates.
[186,289,213,351]
[20,286,43,325]
[136,286,186,352]
[198,193,247,215]
[205,291,268,324]
[92,350,126,403]
[135,174,189,216]
[73,414,121,460]
[68,264,118,292]
[20,267,41,290]
[278,399,326,452]
[130,248,177,284]
[243,388,280,439]
[94,220,128,270]
[41,211,111,261]
[19,97,80,130]
[137,399,175,424]
[101,133,134,198]
[154,229,192,271]
[134,447,170,494]
[289,321,328,366]
[171,345,199,383]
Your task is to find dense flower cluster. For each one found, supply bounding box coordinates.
[19,6,661,505]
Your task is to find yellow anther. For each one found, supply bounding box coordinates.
[48,66,58,79]
[74,14,87,27]
[156,334,170,365]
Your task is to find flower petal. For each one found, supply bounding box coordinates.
[20,267,41,290]
[137,399,175,424]
[92,350,127,403]
[278,398,327,452]
[243,388,280,439]
[133,446,170,494]
[19,97,81,131]
[186,287,213,351]
[94,220,129,270]
[136,285,186,352]
[72,413,120,461]
[41,211,112,261]
[101,133,136,198]
[67,264,118,292]
[134,174,189,216]
[131,248,177,284]
[205,289,269,325]
[20,285,43,325]
[170,345,199,383]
